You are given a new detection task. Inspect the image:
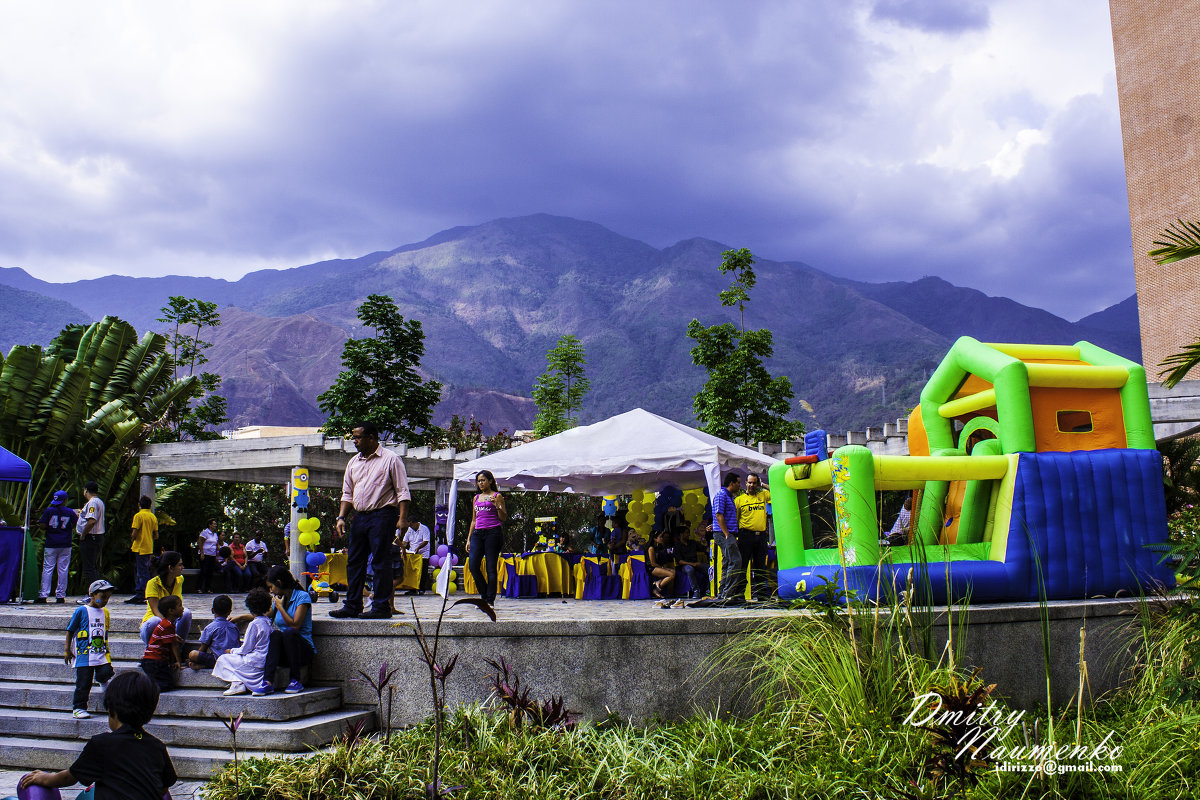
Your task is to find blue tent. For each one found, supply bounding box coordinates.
[0,445,32,603]
[0,445,32,482]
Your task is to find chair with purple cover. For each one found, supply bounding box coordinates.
[619,553,651,600]
[502,554,539,598]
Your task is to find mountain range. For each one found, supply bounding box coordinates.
[0,214,1141,437]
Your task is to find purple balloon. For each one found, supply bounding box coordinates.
[437,544,450,557]
[18,784,63,800]
[430,554,442,568]
[450,554,460,566]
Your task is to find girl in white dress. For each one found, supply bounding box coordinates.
[213,589,274,696]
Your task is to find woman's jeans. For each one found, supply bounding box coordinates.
[139,608,192,645]
[468,527,503,603]
[263,627,315,686]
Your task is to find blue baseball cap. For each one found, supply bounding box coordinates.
[50,490,68,506]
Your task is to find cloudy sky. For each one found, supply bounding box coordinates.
[0,1,1131,319]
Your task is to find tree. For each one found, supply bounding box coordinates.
[318,294,443,444]
[428,414,512,455]
[531,335,590,438]
[1150,221,1200,387]
[687,248,804,445]
[0,317,198,583]
[154,296,227,441]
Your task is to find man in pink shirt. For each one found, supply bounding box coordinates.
[330,422,411,619]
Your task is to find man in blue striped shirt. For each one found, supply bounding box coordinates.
[712,473,743,600]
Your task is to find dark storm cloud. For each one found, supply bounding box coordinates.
[871,0,991,33]
[0,1,1131,320]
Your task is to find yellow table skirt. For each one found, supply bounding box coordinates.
[315,551,422,591]
[463,553,572,597]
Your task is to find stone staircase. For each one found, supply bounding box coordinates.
[0,604,373,780]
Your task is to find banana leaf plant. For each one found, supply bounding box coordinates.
[0,316,197,580]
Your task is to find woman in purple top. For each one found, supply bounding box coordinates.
[466,470,507,604]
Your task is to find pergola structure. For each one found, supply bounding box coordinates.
[137,433,480,580]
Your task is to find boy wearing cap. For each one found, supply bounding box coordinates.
[37,490,78,604]
[65,579,115,719]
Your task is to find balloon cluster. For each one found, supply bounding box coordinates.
[305,550,327,569]
[430,544,459,594]
[295,517,321,548]
[678,488,708,529]
[624,489,655,540]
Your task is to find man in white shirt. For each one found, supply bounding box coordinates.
[399,514,432,594]
[75,481,106,604]
[401,516,431,558]
[196,519,221,594]
[245,536,268,581]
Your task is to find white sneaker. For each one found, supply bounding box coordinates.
[72,708,91,719]
[223,682,247,696]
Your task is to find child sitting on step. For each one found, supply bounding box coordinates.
[213,589,274,697]
[186,594,240,670]
[139,595,184,693]
[64,579,116,720]
[16,669,177,800]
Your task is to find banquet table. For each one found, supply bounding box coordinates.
[463,552,573,598]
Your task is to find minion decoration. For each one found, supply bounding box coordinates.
[291,468,310,510]
[602,496,618,516]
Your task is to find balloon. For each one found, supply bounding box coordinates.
[632,489,645,502]
[430,555,443,568]
[18,783,62,800]
[311,551,327,565]
[437,544,450,557]
[298,517,320,533]
[450,554,459,566]
[305,552,323,568]
[433,567,442,577]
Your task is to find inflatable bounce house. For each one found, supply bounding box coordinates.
[770,338,1175,603]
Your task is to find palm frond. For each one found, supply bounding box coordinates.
[1149,219,1200,265]
[1159,339,1200,388]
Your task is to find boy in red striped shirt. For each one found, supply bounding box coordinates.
[140,595,183,692]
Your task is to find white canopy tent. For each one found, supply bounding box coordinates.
[447,408,778,542]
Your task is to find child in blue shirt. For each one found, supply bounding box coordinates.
[186,594,241,669]
[65,579,115,719]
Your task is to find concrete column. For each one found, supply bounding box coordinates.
[289,467,305,584]
[139,475,156,509]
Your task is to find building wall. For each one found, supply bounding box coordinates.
[1110,0,1200,371]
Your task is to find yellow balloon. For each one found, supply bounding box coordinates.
[298,517,320,533]
[632,489,645,503]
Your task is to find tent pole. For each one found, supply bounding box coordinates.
[446,481,459,546]
[16,481,31,606]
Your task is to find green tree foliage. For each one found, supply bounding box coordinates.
[429,414,512,455]
[0,316,197,553]
[318,294,442,444]
[154,296,228,441]
[687,248,804,445]
[1150,222,1200,387]
[531,335,590,438]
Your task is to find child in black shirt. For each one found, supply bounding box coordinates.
[18,670,177,800]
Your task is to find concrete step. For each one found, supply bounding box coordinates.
[0,706,373,752]
[0,655,228,688]
[0,608,216,634]
[0,680,343,722]
[1,632,181,661]
[0,733,291,781]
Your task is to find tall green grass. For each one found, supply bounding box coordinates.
[204,588,1200,800]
